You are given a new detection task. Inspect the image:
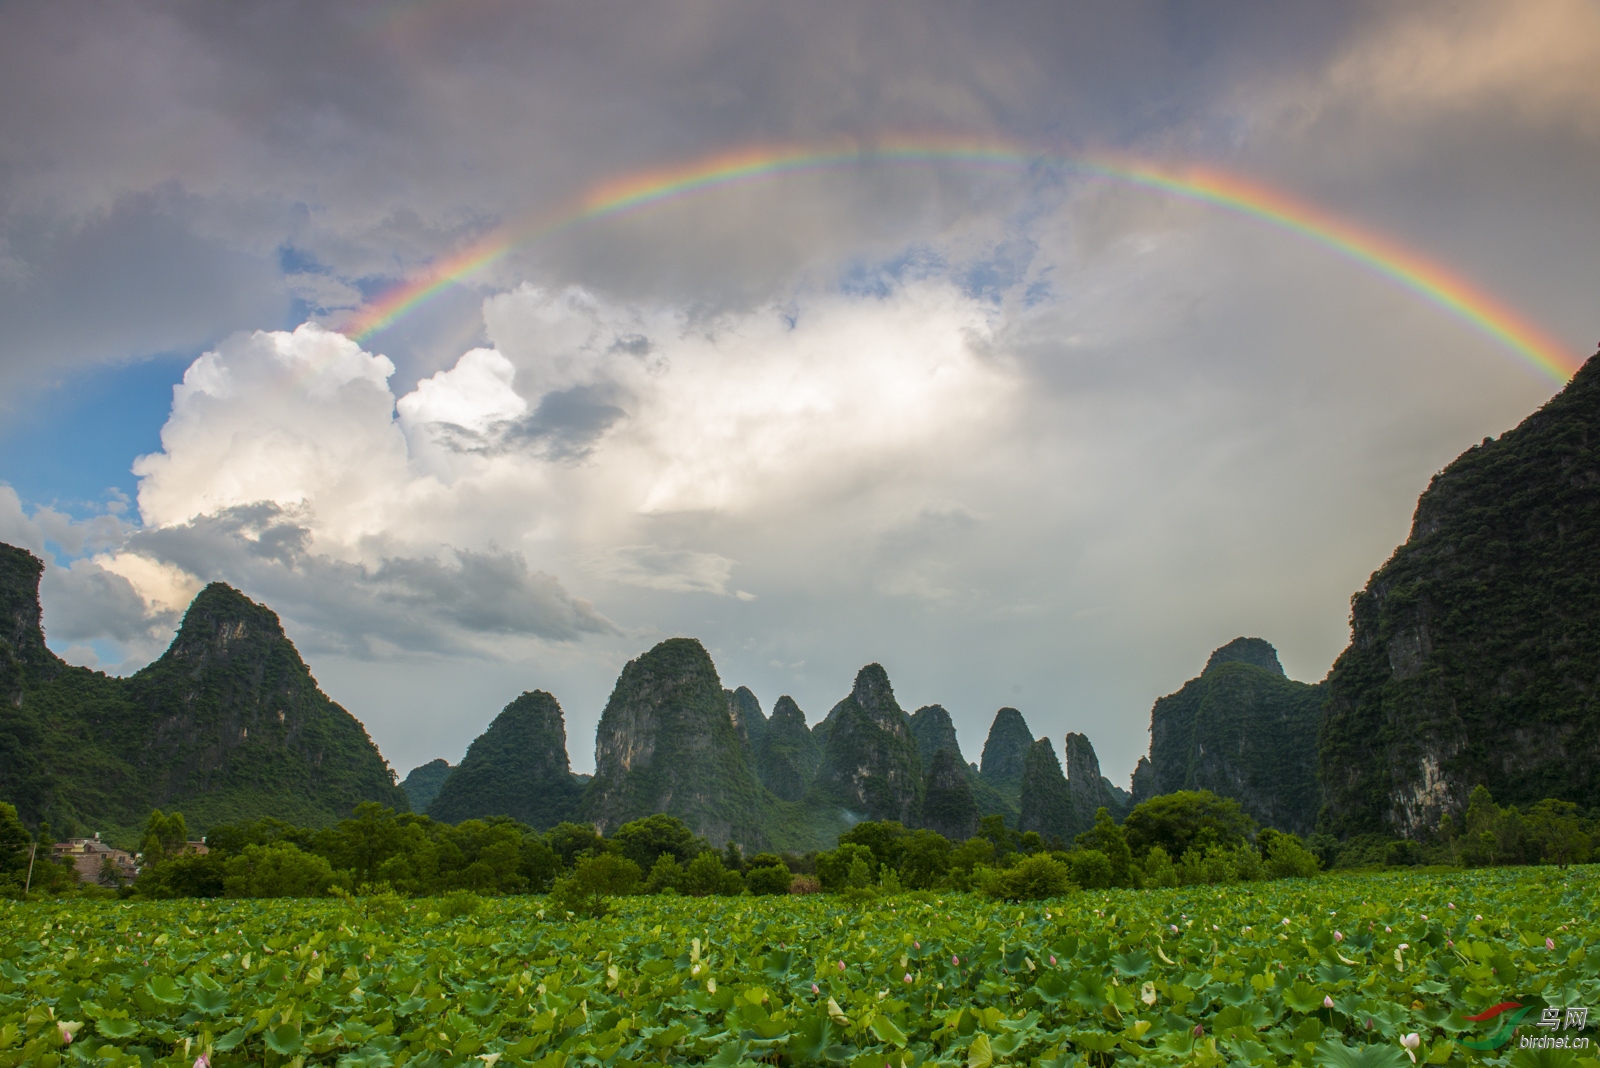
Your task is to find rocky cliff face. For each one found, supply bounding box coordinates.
[428,690,582,830]
[754,695,821,802]
[400,759,453,813]
[810,664,924,824]
[584,637,768,846]
[1063,732,1127,832]
[1129,755,1156,805]
[1018,738,1073,842]
[908,704,964,764]
[726,686,767,753]
[0,547,407,837]
[1322,350,1600,837]
[921,747,978,842]
[1144,637,1322,835]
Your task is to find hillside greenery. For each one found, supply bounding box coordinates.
[426,690,582,831]
[0,546,406,844]
[1323,352,1600,837]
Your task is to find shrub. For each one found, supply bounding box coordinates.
[645,854,685,894]
[1263,833,1322,879]
[222,842,336,898]
[1136,845,1178,888]
[681,851,732,897]
[745,863,793,895]
[1124,791,1257,858]
[1065,848,1114,889]
[438,889,483,918]
[815,843,876,892]
[547,852,640,917]
[987,854,1074,901]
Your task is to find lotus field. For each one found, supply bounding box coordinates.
[3,867,1598,1068]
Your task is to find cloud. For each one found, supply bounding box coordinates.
[588,546,738,596]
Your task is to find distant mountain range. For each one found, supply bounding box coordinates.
[4,349,1596,846]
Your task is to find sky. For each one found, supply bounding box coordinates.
[1,0,1597,786]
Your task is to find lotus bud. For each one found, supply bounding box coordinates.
[1049,955,1057,966]
[812,983,819,994]
[1474,914,1482,921]
[952,955,959,966]
[1399,943,1409,951]
[1385,926,1391,933]
[1324,996,1334,1009]
[914,942,920,949]
[1193,1024,1204,1038]
[1334,931,1343,941]
[904,973,912,983]
[1401,1034,1419,1049]
[1547,937,1556,950]
[838,960,846,971]
[1420,915,1427,921]
[1447,903,1455,909]
[195,1059,211,1068]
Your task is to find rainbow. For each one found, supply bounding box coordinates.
[341,136,1581,383]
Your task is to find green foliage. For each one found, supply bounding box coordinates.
[6,864,1595,1067]
[1075,806,1133,885]
[0,803,31,897]
[815,843,876,891]
[1064,848,1113,889]
[1124,790,1258,859]
[137,810,188,865]
[809,665,924,825]
[986,853,1074,900]
[1260,828,1324,879]
[611,814,707,872]
[744,862,793,895]
[548,852,641,917]
[221,841,336,897]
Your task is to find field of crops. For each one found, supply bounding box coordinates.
[3,867,1598,1068]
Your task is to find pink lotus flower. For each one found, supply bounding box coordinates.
[1049,955,1057,965]
[838,960,846,971]
[195,1059,211,1068]
[1193,1024,1204,1038]
[812,983,819,994]
[1420,915,1427,921]
[952,955,959,966]
[1447,903,1455,909]
[913,942,920,949]
[903,973,913,983]
[59,1026,72,1045]
[1334,931,1343,942]
[1547,937,1556,950]
[1324,996,1334,1009]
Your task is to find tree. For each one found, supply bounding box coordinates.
[548,853,640,917]
[1526,799,1590,867]
[138,810,189,865]
[838,820,908,871]
[988,854,1073,901]
[745,862,792,895]
[222,842,336,897]
[815,843,876,891]
[0,803,32,896]
[611,815,706,872]
[682,851,736,896]
[1075,808,1132,886]
[897,829,953,889]
[546,822,608,868]
[1122,791,1256,859]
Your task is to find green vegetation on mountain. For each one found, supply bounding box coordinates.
[1322,351,1600,838]
[427,690,582,831]
[0,544,406,842]
[919,747,978,842]
[907,704,963,765]
[1017,737,1072,843]
[977,707,1032,803]
[809,664,924,825]
[1142,637,1322,836]
[399,759,452,813]
[583,638,770,848]
[754,696,821,803]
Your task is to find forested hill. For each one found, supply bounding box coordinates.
[1321,348,1600,837]
[0,543,407,841]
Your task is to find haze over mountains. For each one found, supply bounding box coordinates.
[3,349,1599,846]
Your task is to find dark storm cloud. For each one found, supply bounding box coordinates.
[127,503,616,655]
[0,0,1366,384]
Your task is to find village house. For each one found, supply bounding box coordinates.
[51,835,139,886]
